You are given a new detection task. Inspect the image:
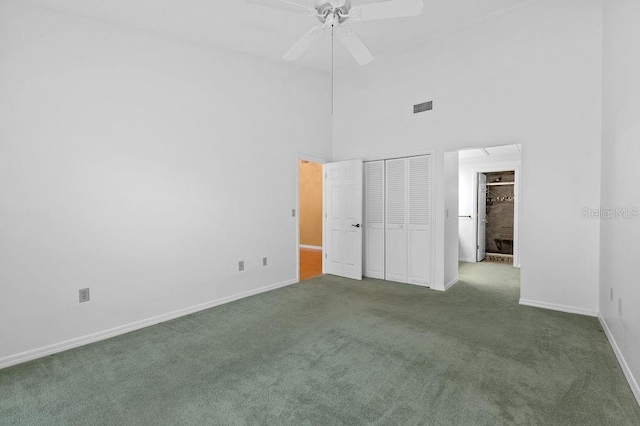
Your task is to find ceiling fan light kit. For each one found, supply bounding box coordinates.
[253,0,424,66]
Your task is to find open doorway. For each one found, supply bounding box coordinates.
[452,143,521,299]
[458,144,521,268]
[298,158,323,281]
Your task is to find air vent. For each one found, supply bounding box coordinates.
[413,101,433,114]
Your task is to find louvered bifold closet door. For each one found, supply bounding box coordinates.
[364,161,385,279]
[385,158,407,283]
[407,155,431,285]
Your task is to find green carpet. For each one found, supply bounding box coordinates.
[1,262,639,425]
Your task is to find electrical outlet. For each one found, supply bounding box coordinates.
[610,288,614,302]
[263,257,268,266]
[618,299,622,316]
[239,261,244,272]
[79,288,90,303]
[291,209,296,217]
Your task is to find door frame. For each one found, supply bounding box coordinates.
[296,154,327,282]
[471,164,521,267]
[476,172,487,262]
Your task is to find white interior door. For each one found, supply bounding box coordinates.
[324,159,363,280]
[477,173,487,262]
[385,158,407,283]
[364,161,385,279]
[407,155,431,285]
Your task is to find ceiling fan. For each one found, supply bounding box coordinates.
[250,0,424,65]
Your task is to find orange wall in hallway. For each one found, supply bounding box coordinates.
[299,161,323,247]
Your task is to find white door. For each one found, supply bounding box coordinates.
[364,161,385,279]
[477,173,487,262]
[324,159,363,280]
[385,158,407,283]
[407,155,431,285]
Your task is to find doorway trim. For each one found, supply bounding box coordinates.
[296,154,327,282]
[471,164,521,267]
[476,172,488,262]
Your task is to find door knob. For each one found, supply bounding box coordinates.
[351,224,361,228]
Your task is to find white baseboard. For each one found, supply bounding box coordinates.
[444,276,459,290]
[519,298,598,317]
[598,314,640,407]
[0,278,298,370]
[300,245,322,251]
[458,258,476,263]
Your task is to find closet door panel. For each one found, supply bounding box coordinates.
[407,155,431,286]
[386,230,406,282]
[385,158,407,283]
[364,161,385,279]
[365,227,384,278]
[408,230,431,285]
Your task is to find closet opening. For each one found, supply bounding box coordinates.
[478,171,515,264]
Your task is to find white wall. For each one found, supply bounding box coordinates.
[0,1,332,365]
[458,153,521,264]
[600,0,640,403]
[333,0,602,314]
[444,151,459,287]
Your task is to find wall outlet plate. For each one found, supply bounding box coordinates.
[79,288,90,303]
[239,261,244,271]
[263,257,267,266]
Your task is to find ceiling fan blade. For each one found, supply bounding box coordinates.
[279,0,317,14]
[349,0,424,22]
[337,27,373,65]
[283,25,326,61]
[245,0,316,16]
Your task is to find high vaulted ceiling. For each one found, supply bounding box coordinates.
[13,0,539,72]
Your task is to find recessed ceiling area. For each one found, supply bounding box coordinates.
[11,0,541,72]
[458,144,522,159]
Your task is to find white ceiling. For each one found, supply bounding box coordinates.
[458,144,521,159]
[13,0,539,72]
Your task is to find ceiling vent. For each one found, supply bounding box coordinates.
[413,101,433,114]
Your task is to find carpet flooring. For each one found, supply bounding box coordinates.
[1,262,639,425]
